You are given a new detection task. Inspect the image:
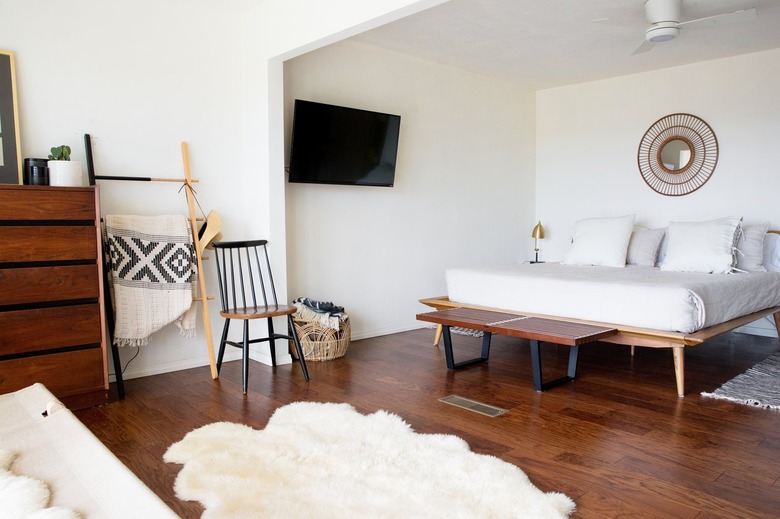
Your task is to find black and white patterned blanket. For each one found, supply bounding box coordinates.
[105,215,197,346]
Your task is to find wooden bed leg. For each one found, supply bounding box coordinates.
[433,324,442,347]
[773,311,780,337]
[672,347,685,398]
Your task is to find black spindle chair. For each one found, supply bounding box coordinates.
[212,239,309,394]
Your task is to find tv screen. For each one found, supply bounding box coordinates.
[288,100,401,187]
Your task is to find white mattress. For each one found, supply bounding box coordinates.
[446,263,780,333]
[0,383,178,518]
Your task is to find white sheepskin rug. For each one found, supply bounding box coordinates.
[0,449,81,519]
[164,402,575,518]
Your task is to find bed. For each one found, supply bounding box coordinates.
[420,217,780,397]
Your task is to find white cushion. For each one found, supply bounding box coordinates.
[764,232,780,272]
[655,227,669,267]
[660,217,742,274]
[736,222,769,273]
[561,215,635,267]
[627,227,665,267]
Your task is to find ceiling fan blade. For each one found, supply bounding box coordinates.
[632,39,655,55]
[679,8,756,29]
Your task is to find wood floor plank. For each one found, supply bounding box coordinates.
[571,490,672,519]
[73,327,780,518]
[641,428,779,486]
[615,455,778,519]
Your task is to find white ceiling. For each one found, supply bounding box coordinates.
[351,0,780,89]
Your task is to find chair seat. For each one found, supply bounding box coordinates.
[220,304,297,320]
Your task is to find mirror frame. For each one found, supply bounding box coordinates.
[637,113,718,196]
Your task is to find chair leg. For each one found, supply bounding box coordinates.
[242,320,249,395]
[267,317,277,367]
[288,315,310,381]
[217,319,230,374]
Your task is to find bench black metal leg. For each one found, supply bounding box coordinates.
[567,344,580,379]
[530,340,580,391]
[441,325,491,369]
[480,331,491,360]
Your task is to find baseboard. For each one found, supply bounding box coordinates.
[351,323,422,341]
[108,323,426,382]
[733,316,779,338]
[248,348,292,366]
[109,350,243,382]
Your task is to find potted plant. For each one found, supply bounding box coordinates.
[47,145,83,186]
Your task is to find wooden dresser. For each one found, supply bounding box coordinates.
[0,185,108,409]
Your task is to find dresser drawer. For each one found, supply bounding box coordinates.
[0,304,102,356]
[0,186,107,409]
[0,226,97,263]
[0,347,106,397]
[0,186,96,221]
[0,265,99,305]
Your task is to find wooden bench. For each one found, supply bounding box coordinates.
[417,308,616,391]
[419,296,780,397]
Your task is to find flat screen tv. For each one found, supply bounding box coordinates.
[288,100,401,187]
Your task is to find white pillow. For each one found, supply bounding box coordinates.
[660,216,742,274]
[764,232,780,272]
[655,227,669,267]
[561,215,635,267]
[736,222,769,272]
[627,227,665,267]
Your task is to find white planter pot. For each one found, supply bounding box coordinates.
[48,160,83,187]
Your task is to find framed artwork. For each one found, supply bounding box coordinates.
[0,50,22,184]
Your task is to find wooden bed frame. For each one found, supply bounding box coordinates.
[420,296,780,397]
[421,230,780,397]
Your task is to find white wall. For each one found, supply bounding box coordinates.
[1,0,442,380]
[1,0,246,378]
[536,49,780,261]
[284,40,536,339]
[536,49,780,337]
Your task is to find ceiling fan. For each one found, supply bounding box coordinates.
[632,0,757,54]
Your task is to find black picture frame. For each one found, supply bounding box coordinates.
[0,50,22,184]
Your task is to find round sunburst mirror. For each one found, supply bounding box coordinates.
[637,113,718,196]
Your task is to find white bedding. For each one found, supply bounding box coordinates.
[446,263,780,333]
[0,383,178,518]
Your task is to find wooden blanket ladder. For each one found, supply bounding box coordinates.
[86,135,218,399]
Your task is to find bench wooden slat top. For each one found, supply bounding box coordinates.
[496,317,616,345]
[417,308,616,346]
[416,308,512,331]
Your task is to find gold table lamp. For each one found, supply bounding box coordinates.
[531,221,545,263]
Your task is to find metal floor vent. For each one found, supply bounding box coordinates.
[439,395,508,417]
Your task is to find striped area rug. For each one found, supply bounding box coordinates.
[426,324,484,337]
[702,352,780,410]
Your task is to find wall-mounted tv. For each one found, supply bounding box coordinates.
[288,100,401,187]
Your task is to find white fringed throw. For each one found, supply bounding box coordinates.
[105,215,197,347]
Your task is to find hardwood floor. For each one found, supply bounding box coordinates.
[75,328,780,518]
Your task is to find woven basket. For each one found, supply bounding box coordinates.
[291,317,351,361]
